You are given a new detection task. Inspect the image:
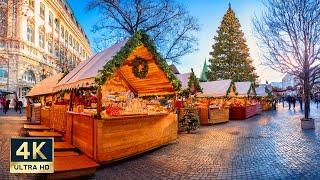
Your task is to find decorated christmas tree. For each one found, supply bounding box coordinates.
[188,68,202,95]
[208,3,258,82]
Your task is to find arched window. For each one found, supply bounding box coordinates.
[0,9,6,36]
[27,25,34,42]
[22,70,36,84]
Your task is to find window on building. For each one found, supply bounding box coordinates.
[69,35,72,47]
[40,2,45,18]
[27,25,34,42]
[76,42,79,52]
[0,9,6,36]
[54,43,59,58]
[22,70,36,84]
[39,32,45,49]
[48,11,53,26]
[55,18,59,33]
[28,0,35,9]
[61,25,64,39]
[48,41,52,53]
[0,68,8,79]
[65,31,68,45]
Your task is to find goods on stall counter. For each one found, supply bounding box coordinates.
[100,97,170,118]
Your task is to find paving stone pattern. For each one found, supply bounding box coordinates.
[1,104,320,179]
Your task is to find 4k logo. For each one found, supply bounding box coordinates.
[10,138,54,173]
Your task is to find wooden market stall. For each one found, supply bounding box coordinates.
[228,81,259,120]
[196,80,232,125]
[255,84,273,111]
[26,73,63,123]
[53,31,180,163]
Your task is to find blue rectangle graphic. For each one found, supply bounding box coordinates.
[11,138,53,162]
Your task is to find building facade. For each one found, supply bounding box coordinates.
[282,73,299,89]
[0,0,91,100]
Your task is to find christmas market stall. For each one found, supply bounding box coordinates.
[53,31,180,163]
[255,84,272,111]
[26,73,64,123]
[228,81,258,120]
[196,80,232,125]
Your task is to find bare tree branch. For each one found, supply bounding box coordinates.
[87,0,199,63]
[253,0,320,119]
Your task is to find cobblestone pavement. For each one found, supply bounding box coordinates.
[95,104,320,180]
[1,104,320,179]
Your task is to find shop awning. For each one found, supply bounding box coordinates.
[198,80,232,97]
[26,73,63,97]
[54,40,128,91]
[0,89,14,95]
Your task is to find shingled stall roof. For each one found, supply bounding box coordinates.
[27,73,63,97]
[197,80,232,97]
[255,84,268,97]
[234,81,256,97]
[54,31,181,96]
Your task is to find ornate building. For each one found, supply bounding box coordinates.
[0,0,91,99]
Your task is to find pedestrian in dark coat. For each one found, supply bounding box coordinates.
[287,95,292,109]
[5,99,10,114]
[297,95,303,110]
[292,96,296,109]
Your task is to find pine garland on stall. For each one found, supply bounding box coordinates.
[95,31,181,91]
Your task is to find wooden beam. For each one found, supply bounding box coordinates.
[117,70,138,95]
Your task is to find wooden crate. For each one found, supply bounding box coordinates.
[208,108,229,124]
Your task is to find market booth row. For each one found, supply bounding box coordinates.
[26,73,64,123]
[228,81,260,120]
[255,84,273,111]
[51,32,180,163]
[196,80,232,125]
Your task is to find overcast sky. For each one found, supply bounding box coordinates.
[67,0,284,83]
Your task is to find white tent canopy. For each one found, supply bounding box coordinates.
[175,73,191,90]
[27,73,63,97]
[198,80,232,97]
[54,40,128,91]
[234,81,254,97]
[255,84,268,97]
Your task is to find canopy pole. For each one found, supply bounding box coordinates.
[69,90,74,111]
[97,86,102,119]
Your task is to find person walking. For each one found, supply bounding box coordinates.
[297,94,303,110]
[292,96,296,109]
[5,99,10,114]
[287,95,291,110]
[282,96,285,108]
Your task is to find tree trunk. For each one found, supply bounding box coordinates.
[304,74,310,119]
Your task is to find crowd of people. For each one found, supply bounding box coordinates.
[279,93,320,110]
[0,96,23,114]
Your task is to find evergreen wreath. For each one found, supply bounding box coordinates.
[132,57,149,79]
